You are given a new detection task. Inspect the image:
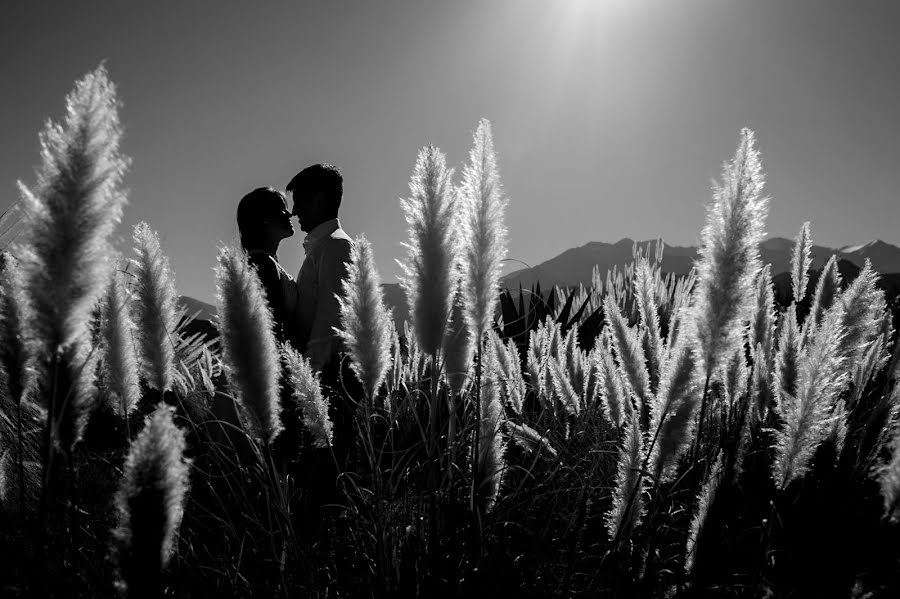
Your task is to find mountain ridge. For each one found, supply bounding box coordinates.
[180,237,900,332]
[502,236,900,291]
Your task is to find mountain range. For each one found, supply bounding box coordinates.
[181,237,900,332]
[500,237,900,291]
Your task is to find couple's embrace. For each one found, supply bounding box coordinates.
[235,163,358,484]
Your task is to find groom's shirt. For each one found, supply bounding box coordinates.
[295,218,354,371]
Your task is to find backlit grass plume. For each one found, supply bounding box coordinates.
[113,403,190,598]
[606,412,645,540]
[805,254,841,336]
[604,294,651,425]
[692,128,768,385]
[16,64,128,357]
[685,455,723,575]
[132,222,178,393]
[214,246,282,445]
[791,221,813,305]
[459,119,509,344]
[16,65,128,449]
[548,351,581,418]
[649,327,700,482]
[773,306,848,488]
[101,266,140,418]
[596,331,629,427]
[490,330,524,414]
[832,260,885,365]
[337,235,392,400]
[283,344,333,449]
[397,145,459,357]
[475,342,506,513]
[0,257,36,410]
[774,305,801,405]
[635,257,663,394]
[751,264,775,360]
[503,338,526,415]
[443,284,473,395]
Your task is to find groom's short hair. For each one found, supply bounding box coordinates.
[287,163,343,210]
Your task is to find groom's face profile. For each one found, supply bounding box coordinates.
[290,189,324,233]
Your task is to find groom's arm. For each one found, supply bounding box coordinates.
[306,238,354,371]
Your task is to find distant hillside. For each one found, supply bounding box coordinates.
[180,237,900,337]
[179,296,216,322]
[502,237,900,291]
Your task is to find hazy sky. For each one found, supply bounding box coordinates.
[2,1,899,302]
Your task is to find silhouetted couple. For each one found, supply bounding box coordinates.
[236,164,360,514]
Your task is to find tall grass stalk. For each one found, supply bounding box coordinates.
[805,254,841,339]
[0,257,36,511]
[596,331,629,427]
[214,246,282,445]
[773,306,848,488]
[15,67,129,571]
[131,222,178,393]
[443,285,473,396]
[790,222,813,305]
[692,129,768,449]
[606,412,645,541]
[773,305,801,411]
[635,258,663,394]
[648,329,700,483]
[604,294,651,428]
[475,342,506,514]
[751,264,775,360]
[113,403,190,598]
[459,119,508,345]
[100,265,140,424]
[337,235,392,401]
[282,344,333,449]
[459,119,508,518]
[832,260,885,366]
[397,145,459,358]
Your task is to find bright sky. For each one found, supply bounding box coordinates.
[2,0,899,303]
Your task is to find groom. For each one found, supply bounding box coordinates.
[286,163,358,477]
[287,163,354,372]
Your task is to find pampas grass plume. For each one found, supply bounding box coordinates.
[443,285,473,395]
[791,222,813,305]
[214,246,282,445]
[805,254,841,336]
[773,306,848,488]
[606,412,644,539]
[774,305,801,406]
[635,258,663,393]
[751,264,775,359]
[113,403,190,597]
[132,222,179,392]
[596,331,629,426]
[0,257,36,407]
[460,119,509,344]
[833,260,885,365]
[337,235,392,400]
[476,342,506,513]
[16,64,128,356]
[101,265,141,418]
[650,328,700,482]
[604,294,651,421]
[692,128,768,383]
[283,344,333,449]
[397,145,458,357]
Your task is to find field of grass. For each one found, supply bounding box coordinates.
[1,65,900,598]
